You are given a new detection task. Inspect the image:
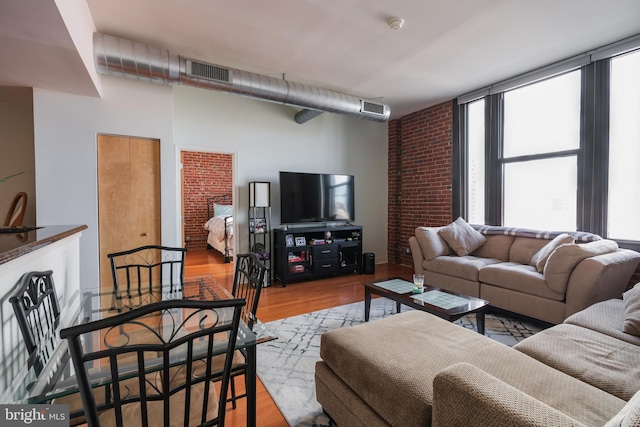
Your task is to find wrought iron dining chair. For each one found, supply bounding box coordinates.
[221,252,268,409]
[9,270,62,376]
[108,245,187,295]
[60,298,246,427]
[9,271,87,425]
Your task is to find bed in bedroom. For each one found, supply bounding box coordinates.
[204,196,234,263]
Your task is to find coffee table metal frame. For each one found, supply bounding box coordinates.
[364,277,490,334]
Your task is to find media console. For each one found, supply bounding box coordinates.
[273,225,363,287]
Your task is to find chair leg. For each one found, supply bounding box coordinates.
[230,375,237,409]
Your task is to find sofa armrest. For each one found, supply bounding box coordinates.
[432,362,586,427]
[565,249,640,317]
[409,236,425,274]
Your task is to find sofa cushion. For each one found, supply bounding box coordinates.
[530,233,575,273]
[564,299,640,347]
[508,237,550,265]
[426,256,501,282]
[415,227,452,261]
[470,234,515,262]
[319,311,625,427]
[544,240,619,294]
[623,283,640,336]
[478,262,565,301]
[432,362,589,427]
[605,389,640,427]
[514,323,640,401]
[438,217,486,256]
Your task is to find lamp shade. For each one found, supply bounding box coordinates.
[249,181,270,207]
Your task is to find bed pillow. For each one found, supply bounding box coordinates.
[530,233,575,273]
[214,204,233,217]
[437,217,486,256]
[623,283,640,336]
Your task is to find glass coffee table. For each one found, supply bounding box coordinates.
[364,277,489,334]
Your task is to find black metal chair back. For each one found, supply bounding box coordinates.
[9,270,62,375]
[222,253,267,409]
[108,246,187,294]
[232,253,267,330]
[60,298,246,427]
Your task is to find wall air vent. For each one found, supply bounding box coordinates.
[186,60,232,83]
[361,100,386,116]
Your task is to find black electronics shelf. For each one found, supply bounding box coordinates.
[273,225,362,287]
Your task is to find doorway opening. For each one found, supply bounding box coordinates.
[181,150,234,266]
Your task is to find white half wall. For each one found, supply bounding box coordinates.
[173,85,389,262]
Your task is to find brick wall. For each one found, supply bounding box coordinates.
[386,100,640,291]
[182,151,232,250]
[388,101,453,266]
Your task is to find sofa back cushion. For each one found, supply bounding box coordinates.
[544,239,619,294]
[622,283,640,336]
[415,227,452,261]
[509,237,549,265]
[471,235,515,261]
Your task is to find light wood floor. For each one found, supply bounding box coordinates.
[185,248,413,427]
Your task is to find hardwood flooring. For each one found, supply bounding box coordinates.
[185,248,413,427]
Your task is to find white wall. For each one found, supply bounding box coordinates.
[32,76,388,286]
[173,85,389,261]
[33,76,175,287]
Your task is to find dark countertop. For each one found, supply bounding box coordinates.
[0,225,88,265]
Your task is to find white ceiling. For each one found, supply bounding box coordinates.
[2,0,640,118]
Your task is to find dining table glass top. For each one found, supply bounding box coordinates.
[11,277,275,406]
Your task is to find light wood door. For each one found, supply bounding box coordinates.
[97,134,161,290]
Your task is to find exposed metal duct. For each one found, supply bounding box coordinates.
[93,33,390,122]
[295,109,324,124]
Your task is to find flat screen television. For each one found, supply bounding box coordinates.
[280,171,355,224]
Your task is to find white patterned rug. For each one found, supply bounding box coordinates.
[256,298,544,427]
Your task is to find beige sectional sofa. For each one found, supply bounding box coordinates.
[409,219,640,324]
[315,292,640,426]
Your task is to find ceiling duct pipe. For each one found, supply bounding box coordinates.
[295,109,324,124]
[93,33,390,123]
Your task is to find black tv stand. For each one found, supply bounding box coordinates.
[273,224,363,287]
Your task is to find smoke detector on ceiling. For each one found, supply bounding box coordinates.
[388,18,405,30]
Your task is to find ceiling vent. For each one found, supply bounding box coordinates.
[93,33,390,123]
[186,60,232,84]
[361,101,387,116]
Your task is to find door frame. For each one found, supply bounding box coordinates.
[175,145,238,254]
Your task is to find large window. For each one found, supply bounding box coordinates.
[456,38,640,248]
[609,49,640,240]
[467,99,485,224]
[502,71,580,229]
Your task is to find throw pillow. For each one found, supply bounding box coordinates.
[623,283,640,336]
[544,239,619,294]
[530,233,575,274]
[437,217,486,256]
[415,227,452,261]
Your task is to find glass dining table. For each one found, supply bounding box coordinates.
[7,275,274,427]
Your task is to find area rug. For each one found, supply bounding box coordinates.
[256,298,544,427]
